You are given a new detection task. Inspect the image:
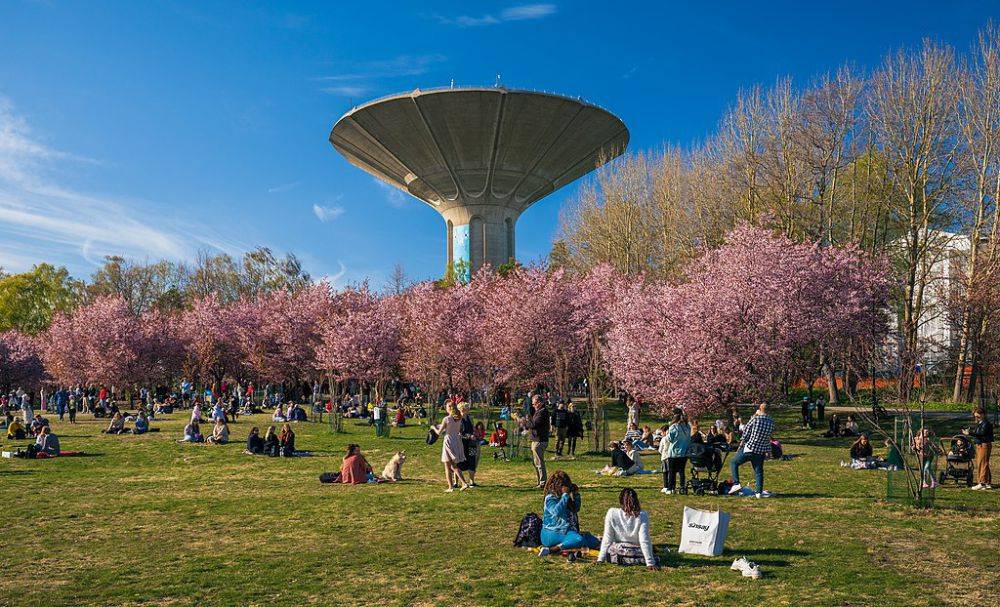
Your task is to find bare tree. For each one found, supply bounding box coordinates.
[385,263,410,296]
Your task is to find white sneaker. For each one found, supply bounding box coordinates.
[537,547,551,557]
[661,488,672,495]
[742,562,762,579]
[972,484,984,490]
[759,490,772,498]
[728,483,743,495]
[730,556,749,572]
[985,484,993,490]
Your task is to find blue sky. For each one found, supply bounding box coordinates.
[1,1,996,286]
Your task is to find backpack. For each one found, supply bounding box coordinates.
[770,440,783,460]
[513,512,542,548]
[426,427,439,446]
[319,472,341,484]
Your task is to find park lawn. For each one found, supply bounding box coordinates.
[1,407,997,607]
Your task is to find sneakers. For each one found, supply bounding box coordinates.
[537,547,551,557]
[971,484,984,490]
[661,488,673,495]
[731,556,762,579]
[728,483,743,495]
[758,490,772,498]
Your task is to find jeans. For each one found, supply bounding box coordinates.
[541,528,600,550]
[730,448,765,493]
[664,456,687,491]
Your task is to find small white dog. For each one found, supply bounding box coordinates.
[381,451,406,481]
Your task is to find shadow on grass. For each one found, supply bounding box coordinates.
[668,546,807,568]
[0,470,33,475]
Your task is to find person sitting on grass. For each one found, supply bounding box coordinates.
[279,423,295,457]
[842,415,860,437]
[597,488,658,569]
[623,423,643,448]
[132,410,149,434]
[6,416,26,440]
[245,427,264,454]
[600,441,639,476]
[823,414,842,438]
[180,421,203,443]
[538,471,600,557]
[338,444,373,484]
[262,426,280,456]
[272,405,286,423]
[206,419,230,444]
[624,439,646,473]
[29,414,49,436]
[849,434,874,468]
[32,426,61,457]
[104,412,126,435]
[706,425,728,448]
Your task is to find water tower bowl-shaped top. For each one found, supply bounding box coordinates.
[329,87,629,214]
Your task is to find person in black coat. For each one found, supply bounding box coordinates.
[263,425,280,457]
[566,403,584,457]
[245,426,264,454]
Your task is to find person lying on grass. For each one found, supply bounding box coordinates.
[206,419,230,444]
[538,471,600,557]
[597,488,658,570]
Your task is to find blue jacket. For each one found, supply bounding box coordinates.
[666,422,691,458]
[543,493,581,535]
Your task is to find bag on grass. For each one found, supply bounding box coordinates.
[513,512,542,548]
[770,440,783,460]
[607,542,654,566]
[678,506,730,557]
[319,472,341,484]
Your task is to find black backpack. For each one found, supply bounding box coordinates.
[513,512,542,548]
[426,427,439,445]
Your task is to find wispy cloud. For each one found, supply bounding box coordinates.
[320,84,371,97]
[432,4,556,27]
[315,54,447,97]
[0,96,245,274]
[373,178,409,209]
[267,181,300,193]
[312,203,345,222]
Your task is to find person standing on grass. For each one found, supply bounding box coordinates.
[552,402,568,456]
[566,403,583,458]
[660,413,691,495]
[521,395,551,488]
[457,403,480,487]
[437,402,470,492]
[966,408,993,490]
[729,403,774,498]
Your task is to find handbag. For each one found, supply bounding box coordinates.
[426,427,439,445]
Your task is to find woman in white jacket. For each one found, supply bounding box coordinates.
[597,488,658,569]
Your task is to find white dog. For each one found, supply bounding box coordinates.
[380,451,406,482]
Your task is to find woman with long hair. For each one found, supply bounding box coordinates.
[279,423,295,457]
[263,425,279,456]
[339,443,372,484]
[436,402,469,492]
[538,470,599,556]
[597,488,658,569]
[457,402,480,487]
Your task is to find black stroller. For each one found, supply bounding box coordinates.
[685,443,728,495]
[939,435,975,487]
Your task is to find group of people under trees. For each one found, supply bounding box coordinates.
[243,425,296,457]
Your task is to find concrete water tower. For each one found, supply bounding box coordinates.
[329,87,628,276]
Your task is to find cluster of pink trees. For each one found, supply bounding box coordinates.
[604,226,890,415]
[0,226,891,418]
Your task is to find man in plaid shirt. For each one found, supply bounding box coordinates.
[729,403,775,498]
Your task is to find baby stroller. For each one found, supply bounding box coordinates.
[939,435,975,487]
[685,443,727,495]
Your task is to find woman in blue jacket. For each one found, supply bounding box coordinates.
[539,470,600,555]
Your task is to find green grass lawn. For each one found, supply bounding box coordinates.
[1,406,997,607]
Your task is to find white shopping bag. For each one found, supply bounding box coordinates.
[678,506,730,556]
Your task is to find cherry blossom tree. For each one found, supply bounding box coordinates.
[0,330,45,391]
[315,286,402,400]
[177,294,241,393]
[605,225,891,417]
